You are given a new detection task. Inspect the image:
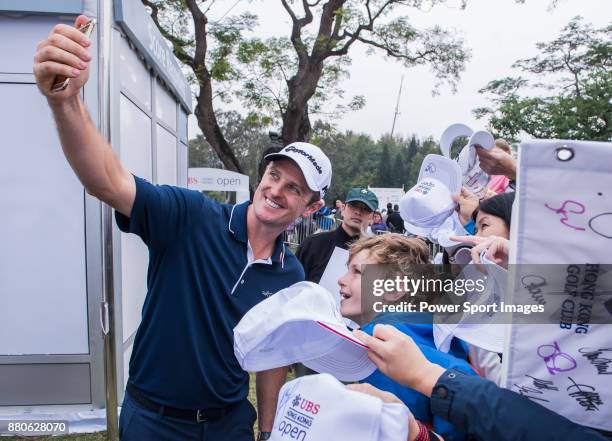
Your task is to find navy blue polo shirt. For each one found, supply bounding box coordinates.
[115,176,304,409]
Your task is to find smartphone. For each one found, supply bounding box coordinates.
[51,18,96,93]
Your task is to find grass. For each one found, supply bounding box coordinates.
[3,372,277,440]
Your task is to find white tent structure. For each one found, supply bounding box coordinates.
[0,0,191,435]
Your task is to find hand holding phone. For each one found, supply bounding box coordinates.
[51,18,96,93]
[33,15,95,100]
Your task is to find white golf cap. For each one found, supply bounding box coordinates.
[434,256,507,353]
[265,142,332,198]
[440,123,495,198]
[417,154,462,193]
[399,154,466,245]
[233,282,376,381]
[434,322,506,354]
[270,373,410,441]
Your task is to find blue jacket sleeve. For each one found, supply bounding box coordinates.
[430,369,607,441]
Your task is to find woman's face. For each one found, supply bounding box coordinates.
[338,250,377,321]
[475,210,509,239]
[373,213,382,223]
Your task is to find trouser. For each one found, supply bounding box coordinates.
[293,363,317,378]
[119,390,256,441]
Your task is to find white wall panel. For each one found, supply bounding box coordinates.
[119,35,151,110]
[155,80,176,131]
[0,16,70,74]
[118,94,151,342]
[0,84,88,355]
[156,125,177,186]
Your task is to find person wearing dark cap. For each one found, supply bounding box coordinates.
[297,187,378,284]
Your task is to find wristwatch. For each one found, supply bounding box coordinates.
[258,432,272,440]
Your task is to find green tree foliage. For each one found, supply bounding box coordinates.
[142,0,469,173]
[474,17,611,142]
[192,114,442,203]
[310,121,439,203]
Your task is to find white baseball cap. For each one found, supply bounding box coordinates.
[417,154,463,192]
[433,255,507,353]
[434,322,506,354]
[439,123,494,164]
[439,124,495,198]
[399,155,466,246]
[233,282,376,381]
[270,373,410,441]
[265,142,332,198]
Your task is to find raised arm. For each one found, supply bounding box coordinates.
[33,15,135,216]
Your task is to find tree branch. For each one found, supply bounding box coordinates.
[561,46,582,97]
[281,0,311,68]
[311,0,345,60]
[329,0,395,57]
[302,0,314,24]
[184,0,209,74]
[141,0,195,68]
[345,33,436,63]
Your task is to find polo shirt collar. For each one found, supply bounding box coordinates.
[228,201,286,265]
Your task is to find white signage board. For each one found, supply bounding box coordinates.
[188,168,250,203]
[368,187,405,210]
[503,139,612,431]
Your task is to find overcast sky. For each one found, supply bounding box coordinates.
[188,0,611,142]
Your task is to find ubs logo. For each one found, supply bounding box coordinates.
[292,394,320,414]
[276,392,321,439]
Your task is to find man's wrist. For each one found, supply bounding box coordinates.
[258,432,272,440]
[47,94,81,113]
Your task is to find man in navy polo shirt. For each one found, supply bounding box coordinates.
[113,144,330,441]
[33,18,332,440]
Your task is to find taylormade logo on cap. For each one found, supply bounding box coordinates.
[285,145,323,174]
[265,142,332,198]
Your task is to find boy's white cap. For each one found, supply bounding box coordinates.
[270,373,410,441]
[399,154,466,245]
[265,142,332,198]
[233,282,376,381]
